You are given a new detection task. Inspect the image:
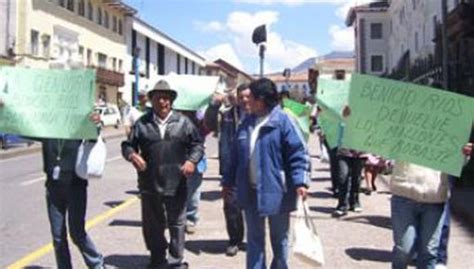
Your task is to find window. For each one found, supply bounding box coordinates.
[118,20,123,35]
[335,70,346,80]
[98,53,107,68]
[157,43,164,75]
[412,0,416,10]
[42,34,50,58]
[78,0,85,16]
[97,7,102,25]
[184,58,188,74]
[59,0,66,7]
[118,59,123,72]
[177,54,181,74]
[30,30,39,55]
[112,57,117,71]
[67,0,74,11]
[433,15,438,38]
[87,1,93,21]
[104,11,109,28]
[192,62,195,74]
[87,48,92,66]
[415,32,419,51]
[370,55,383,72]
[370,23,382,39]
[112,16,117,32]
[79,46,84,62]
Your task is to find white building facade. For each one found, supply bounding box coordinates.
[122,18,206,105]
[346,2,389,76]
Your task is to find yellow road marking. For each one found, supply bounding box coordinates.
[7,196,139,269]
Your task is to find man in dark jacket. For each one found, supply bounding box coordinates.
[204,83,251,256]
[122,80,204,269]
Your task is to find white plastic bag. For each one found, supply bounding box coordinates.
[75,135,107,180]
[291,197,325,266]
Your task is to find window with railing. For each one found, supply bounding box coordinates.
[67,0,74,11]
[370,23,383,39]
[30,30,39,56]
[42,34,51,58]
[112,16,117,32]
[371,55,384,72]
[98,53,107,68]
[97,7,102,25]
[87,1,93,21]
[104,11,109,28]
[118,20,123,35]
[78,0,85,16]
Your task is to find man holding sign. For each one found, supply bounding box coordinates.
[0,68,105,269]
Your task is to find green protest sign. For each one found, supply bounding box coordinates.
[343,74,474,176]
[316,78,350,118]
[282,98,311,141]
[0,67,97,139]
[318,108,343,149]
[315,78,350,148]
[161,74,219,111]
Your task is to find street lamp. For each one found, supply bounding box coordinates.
[252,24,267,78]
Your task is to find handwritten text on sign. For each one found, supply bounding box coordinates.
[343,74,473,176]
[0,67,97,139]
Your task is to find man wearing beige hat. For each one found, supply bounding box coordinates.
[122,80,204,269]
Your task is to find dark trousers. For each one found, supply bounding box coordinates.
[223,186,244,246]
[46,184,103,269]
[336,156,363,209]
[141,190,187,266]
[322,139,339,194]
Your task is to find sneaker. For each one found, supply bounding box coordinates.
[350,205,363,213]
[185,222,196,234]
[333,207,348,217]
[225,244,239,256]
[435,264,447,269]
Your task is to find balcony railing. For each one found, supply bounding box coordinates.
[93,66,124,87]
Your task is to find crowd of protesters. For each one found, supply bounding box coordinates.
[2,71,472,269]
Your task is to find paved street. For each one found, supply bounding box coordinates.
[1,135,473,268]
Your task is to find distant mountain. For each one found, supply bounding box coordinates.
[291,51,354,73]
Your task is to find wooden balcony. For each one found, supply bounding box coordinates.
[94,66,124,87]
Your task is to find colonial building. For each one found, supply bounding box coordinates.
[347,0,473,98]
[6,0,135,105]
[203,58,253,91]
[123,17,206,105]
[346,1,389,76]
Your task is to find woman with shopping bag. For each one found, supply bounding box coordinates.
[223,78,310,269]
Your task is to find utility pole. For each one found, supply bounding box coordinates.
[441,0,449,90]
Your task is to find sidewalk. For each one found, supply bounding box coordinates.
[0,126,126,160]
[27,135,474,268]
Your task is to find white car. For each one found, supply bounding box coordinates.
[95,105,121,128]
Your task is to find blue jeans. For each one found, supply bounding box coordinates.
[245,206,290,269]
[46,184,103,269]
[186,172,203,224]
[336,156,362,210]
[391,195,444,269]
[437,175,456,265]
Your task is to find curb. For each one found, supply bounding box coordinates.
[0,133,125,160]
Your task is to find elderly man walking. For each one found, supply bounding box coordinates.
[224,78,310,269]
[122,80,204,269]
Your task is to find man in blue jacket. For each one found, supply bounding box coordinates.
[204,83,251,256]
[223,78,310,269]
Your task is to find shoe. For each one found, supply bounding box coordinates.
[435,264,447,269]
[333,207,347,217]
[185,222,196,234]
[226,244,239,256]
[350,205,363,212]
[364,189,372,195]
[169,262,188,269]
[147,262,168,269]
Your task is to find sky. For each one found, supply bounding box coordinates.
[123,0,373,74]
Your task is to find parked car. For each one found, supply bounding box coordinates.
[94,104,121,128]
[0,133,34,149]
